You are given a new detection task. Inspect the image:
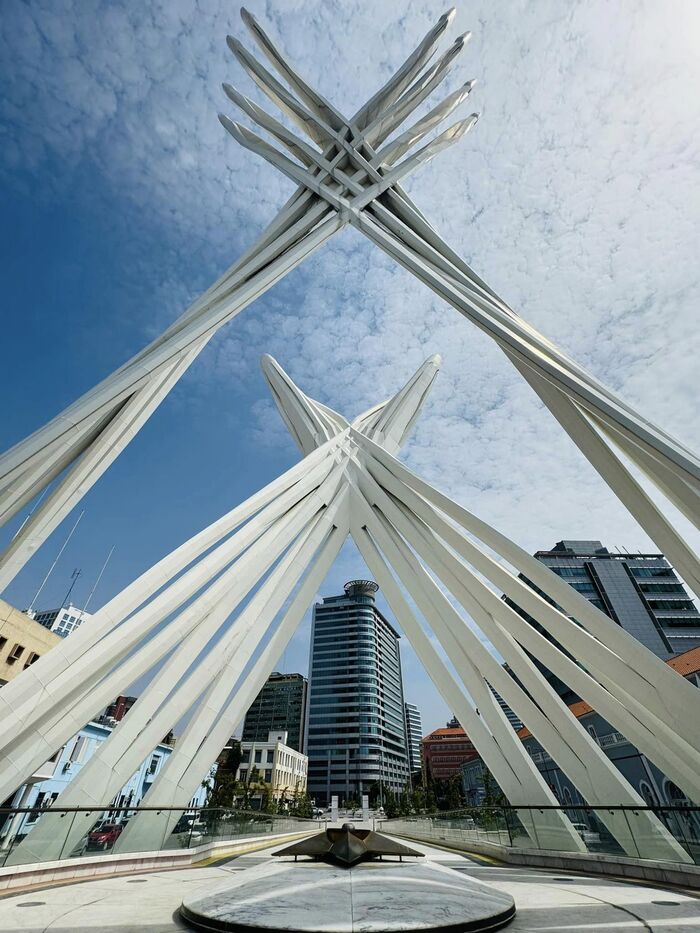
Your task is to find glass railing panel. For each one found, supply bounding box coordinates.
[66,808,127,859]
[504,808,534,848]
[574,807,628,858]
[628,806,698,865]
[160,807,196,851]
[5,804,696,868]
[658,806,700,865]
[0,806,321,865]
[362,805,700,867]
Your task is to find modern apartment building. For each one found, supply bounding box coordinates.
[32,603,93,639]
[306,580,409,804]
[241,672,307,752]
[404,702,423,772]
[506,540,700,701]
[537,541,699,655]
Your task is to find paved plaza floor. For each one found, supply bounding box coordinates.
[0,836,698,932]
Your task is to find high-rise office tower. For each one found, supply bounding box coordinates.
[306,580,409,804]
[508,540,700,701]
[404,702,423,773]
[490,687,523,731]
[241,672,307,752]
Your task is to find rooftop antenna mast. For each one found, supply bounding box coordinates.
[77,544,115,622]
[61,568,82,608]
[27,510,84,614]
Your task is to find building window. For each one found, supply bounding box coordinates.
[6,643,25,664]
[266,750,274,763]
[23,652,40,669]
[26,792,48,823]
[239,769,248,782]
[254,750,262,763]
[264,769,272,783]
[241,749,250,762]
[148,756,160,774]
[639,780,659,807]
[69,736,89,763]
[0,637,6,652]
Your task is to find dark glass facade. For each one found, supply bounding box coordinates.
[507,540,700,701]
[241,672,307,752]
[306,580,409,804]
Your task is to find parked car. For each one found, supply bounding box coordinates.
[86,822,124,851]
[186,820,210,846]
[174,815,195,834]
[571,822,601,845]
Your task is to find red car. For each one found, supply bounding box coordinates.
[86,822,124,851]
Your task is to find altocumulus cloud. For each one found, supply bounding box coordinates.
[2,1,699,567]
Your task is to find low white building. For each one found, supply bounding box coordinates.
[236,730,307,801]
[32,603,93,638]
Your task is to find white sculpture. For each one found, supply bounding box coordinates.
[0,8,697,603]
[3,355,698,864]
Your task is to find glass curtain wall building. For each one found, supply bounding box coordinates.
[404,702,423,773]
[305,580,409,805]
[507,540,700,702]
[241,672,307,752]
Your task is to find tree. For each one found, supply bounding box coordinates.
[444,774,464,811]
[289,786,314,818]
[481,769,505,807]
[207,769,238,810]
[223,739,242,776]
[410,784,427,813]
[383,788,400,819]
[261,785,278,814]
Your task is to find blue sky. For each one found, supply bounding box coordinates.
[1,0,699,735]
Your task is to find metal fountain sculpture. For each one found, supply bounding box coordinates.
[273,823,424,867]
[0,7,698,597]
[3,353,700,865]
[1,7,699,866]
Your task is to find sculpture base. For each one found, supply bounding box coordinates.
[180,858,516,932]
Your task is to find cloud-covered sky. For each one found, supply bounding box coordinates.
[1,0,699,734]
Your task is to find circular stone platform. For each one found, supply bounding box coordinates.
[180,858,516,932]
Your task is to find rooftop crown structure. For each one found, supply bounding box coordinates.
[0,7,698,606]
[2,354,699,866]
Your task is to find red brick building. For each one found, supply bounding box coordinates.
[421,720,474,781]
